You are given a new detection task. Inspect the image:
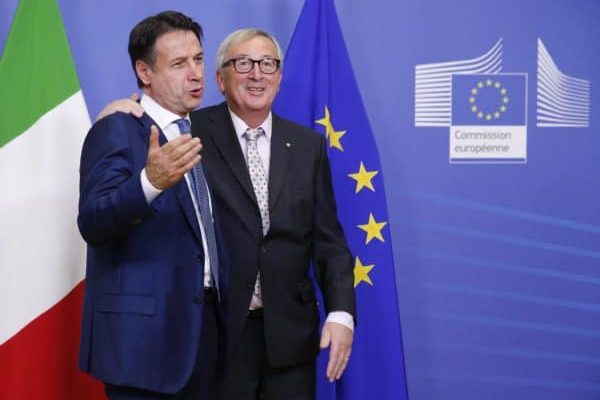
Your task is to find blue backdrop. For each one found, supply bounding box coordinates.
[2,1,599,399]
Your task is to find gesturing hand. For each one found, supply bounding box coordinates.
[145,125,202,190]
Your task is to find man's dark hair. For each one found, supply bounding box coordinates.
[128,11,203,88]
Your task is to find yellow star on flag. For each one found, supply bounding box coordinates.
[348,161,379,193]
[315,106,346,151]
[353,256,374,287]
[357,212,387,244]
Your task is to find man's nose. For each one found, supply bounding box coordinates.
[189,63,203,80]
[248,62,263,78]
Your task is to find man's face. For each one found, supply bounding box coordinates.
[137,30,204,116]
[217,35,282,121]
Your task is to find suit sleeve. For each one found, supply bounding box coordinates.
[77,115,154,247]
[311,135,356,318]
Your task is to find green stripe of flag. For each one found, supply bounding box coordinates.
[0,0,80,147]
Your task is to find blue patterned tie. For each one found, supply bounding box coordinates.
[175,118,219,298]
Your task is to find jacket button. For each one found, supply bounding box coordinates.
[193,295,203,304]
[260,246,266,254]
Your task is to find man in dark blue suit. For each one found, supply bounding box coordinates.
[77,11,223,399]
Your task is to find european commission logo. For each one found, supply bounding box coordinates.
[451,73,527,163]
[414,38,591,164]
[537,39,590,128]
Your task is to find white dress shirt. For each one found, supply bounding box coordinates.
[139,94,213,288]
[229,109,354,331]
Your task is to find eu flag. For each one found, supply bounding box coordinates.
[274,0,409,399]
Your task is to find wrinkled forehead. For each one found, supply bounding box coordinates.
[152,29,202,62]
[226,35,278,58]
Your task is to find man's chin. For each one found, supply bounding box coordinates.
[187,99,203,111]
[244,98,272,111]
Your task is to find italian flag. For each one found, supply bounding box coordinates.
[0,0,104,398]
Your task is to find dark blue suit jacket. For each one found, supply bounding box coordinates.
[77,112,221,393]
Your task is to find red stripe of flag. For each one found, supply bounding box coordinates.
[0,281,105,400]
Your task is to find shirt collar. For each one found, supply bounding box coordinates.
[228,108,272,141]
[140,94,189,130]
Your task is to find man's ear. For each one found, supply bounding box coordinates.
[135,60,152,87]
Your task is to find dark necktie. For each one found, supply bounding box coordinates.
[175,118,219,297]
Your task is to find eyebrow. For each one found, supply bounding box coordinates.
[170,51,204,62]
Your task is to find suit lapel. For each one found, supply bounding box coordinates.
[206,105,258,207]
[268,115,293,211]
[174,174,203,243]
[140,115,203,243]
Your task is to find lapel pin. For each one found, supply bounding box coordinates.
[286,142,291,148]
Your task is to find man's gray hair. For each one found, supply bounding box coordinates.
[216,28,284,71]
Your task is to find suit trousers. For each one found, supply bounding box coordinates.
[105,290,220,400]
[217,309,316,400]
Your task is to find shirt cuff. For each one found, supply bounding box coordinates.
[325,311,354,332]
[140,168,162,204]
